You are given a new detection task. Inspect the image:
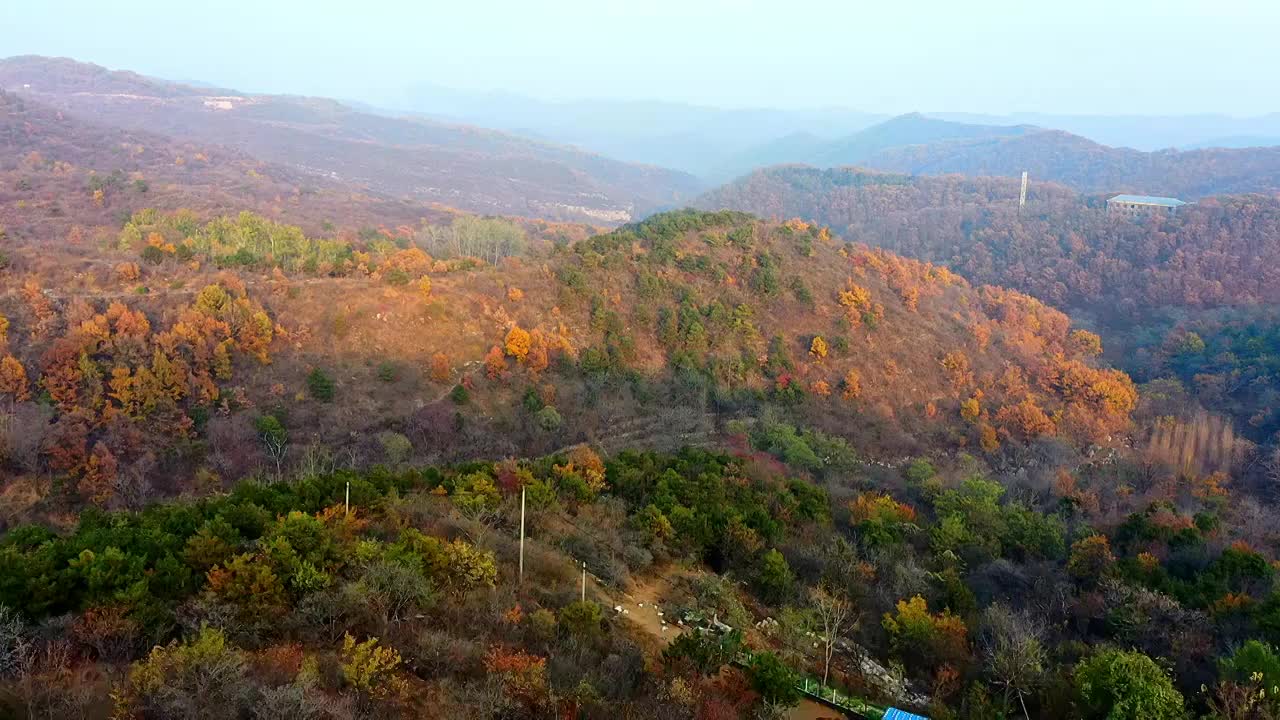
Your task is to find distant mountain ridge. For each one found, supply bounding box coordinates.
[706,113,1037,182]
[1184,135,1280,150]
[0,55,701,224]
[857,127,1280,198]
[393,82,889,176]
[386,83,1280,176]
[812,113,1042,166]
[926,111,1280,151]
[715,113,1280,199]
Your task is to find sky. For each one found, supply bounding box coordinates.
[2,0,1278,116]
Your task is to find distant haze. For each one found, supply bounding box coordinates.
[3,0,1278,116]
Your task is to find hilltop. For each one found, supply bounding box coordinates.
[812,113,1040,168]
[0,208,1134,511]
[699,166,1280,448]
[699,167,1280,317]
[0,56,702,223]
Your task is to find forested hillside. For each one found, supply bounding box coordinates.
[0,90,464,243]
[0,56,701,223]
[699,166,1280,453]
[1,203,1277,718]
[5,47,1280,720]
[11,204,1244,720]
[0,208,1135,512]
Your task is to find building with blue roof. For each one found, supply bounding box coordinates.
[883,708,929,720]
[1107,194,1188,217]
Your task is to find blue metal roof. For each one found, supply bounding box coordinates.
[1107,194,1187,207]
[884,709,929,720]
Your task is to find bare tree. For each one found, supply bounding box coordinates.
[979,603,1046,720]
[1263,447,1280,500]
[255,415,289,482]
[0,604,32,679]
[812,587,857,687]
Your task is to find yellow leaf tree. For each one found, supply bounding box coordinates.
[809,336,829,361]
[0,355,30,401]
[505,326,532,361]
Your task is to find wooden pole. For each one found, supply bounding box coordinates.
[580,561,586,602]
[518,485,526,585]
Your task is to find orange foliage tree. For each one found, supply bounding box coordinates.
[429,352,452,383]
[0,356,30,401]
[22,280,57,339]
[484,346,507,380]
[566,446,608,495]
[80,442,119,507]
[505,326,532,361]
[837,280,875,323]
[994,399,1056,439]
[842,369,862,400]
[940,352,972,389]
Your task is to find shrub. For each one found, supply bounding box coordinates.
[376,362,398,383]
[306,368,336,402]
[1075,649,1184,720]
[377,432,412,465]
[1068,535,1115,583]
[535,406,563,432]
[663,629,742,676]
[559,600,603,639]
[756,549,794,603]
[449,384,470,405]
[882,595,969,670]
[340,633,405,701]
[747,651,800,706]
[122,627,251,719]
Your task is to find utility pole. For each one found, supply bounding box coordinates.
[344,481,350,516]
[1019,171,1029,210]
[518,485,526,585]
[581,561,586,603]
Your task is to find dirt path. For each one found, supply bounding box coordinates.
[603,568,688,646]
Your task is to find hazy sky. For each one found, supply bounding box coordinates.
[3,0,1277,115]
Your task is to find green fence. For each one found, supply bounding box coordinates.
[734,650,887,719]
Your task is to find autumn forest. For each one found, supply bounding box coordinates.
[2,50,1280,720]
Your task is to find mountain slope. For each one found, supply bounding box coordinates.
[0,89,456,242]
[0,56,701,223]
[699,166,1280,315]
[0,208,1135,492]
[859,129,1280,198]
[698,167,1280,442]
